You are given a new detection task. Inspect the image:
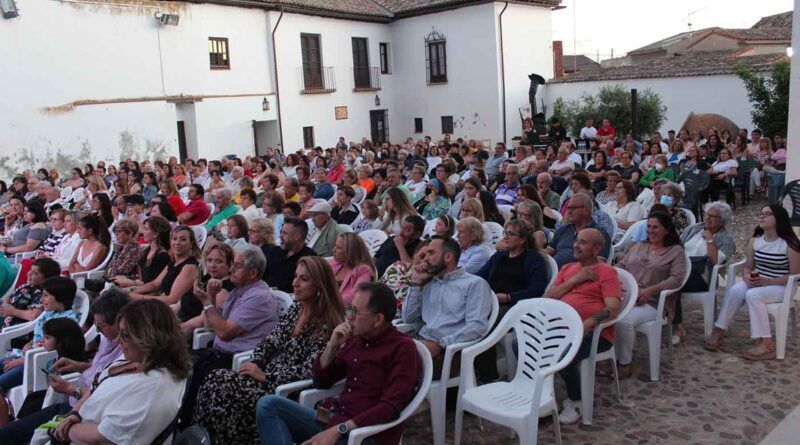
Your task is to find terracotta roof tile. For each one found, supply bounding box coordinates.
[549,50,786,84]
[751,11,792,29]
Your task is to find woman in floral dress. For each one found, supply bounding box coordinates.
[192,256,344,444]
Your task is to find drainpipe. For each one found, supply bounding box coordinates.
[499,1,508,145]
[270,8,285,152]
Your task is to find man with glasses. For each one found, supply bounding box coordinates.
[495,164,522,206]
[403,236,493,377]
[546,193,611,268]
[256,282,420,445]
[180,244,279,428]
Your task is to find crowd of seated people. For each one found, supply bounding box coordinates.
[0,121,788,442]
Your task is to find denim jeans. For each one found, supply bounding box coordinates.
[0,357,24,392]
[255,395,374,445]
[0,402,71,445]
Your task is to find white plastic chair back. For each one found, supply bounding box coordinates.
[208,202,216,215]
[71,244,114,289]
[305,219,318,245]
[272,290,294,317]
[68,188,86,205]
[497,204,514,221]
[358,229,388,256]
[337,224,354,233]
[613,219,645,252]
[179,187,190,202]
[192,225,208,249]
[544,254,558,289]
[422,219,438,239]
[680,207,697,229]
[483,222,504,248]
[74,290,91,326]
[608,215,619,241]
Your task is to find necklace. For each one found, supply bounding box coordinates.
[643,244,665,266]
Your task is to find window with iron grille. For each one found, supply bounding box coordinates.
[441,116,453,135]
[425,29,447,84]
[379,42,390,74]
[208,37,230,69]
[414,118,423,133]
[303,126,315,148]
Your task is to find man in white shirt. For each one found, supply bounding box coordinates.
[747,129,762,155]
[561,141,583,166]
[652,132,669,153]
[579,117,597,142]
[404,165,428,197]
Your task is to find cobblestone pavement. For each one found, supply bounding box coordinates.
[401,196,797,444]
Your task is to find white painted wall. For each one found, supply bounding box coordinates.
[496,2,553,143]
[543,74,756,136]
[271,11,394,151]
[390,3,501,143]
[0,0,276,177]
[786,1,800,182]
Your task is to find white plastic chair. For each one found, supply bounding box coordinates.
[39,326,98,410]
[454,299,584,445]
[337,224,354,233]
[608,216,619,243]
[275,340,434,445]
[579,268,638,425]
[503,253,559,377]
[725,260,799,360]
[179,187,191,203]
[12,250,37,265]
[679,208,697,229]
[612,219,645,253]
[634,250,692,381]
[192,225,208,250]
[71,244,114,289]
[483,222,504,248]
[0,290,90,354]
[550,210,563,225]
[357,229,388,256]
[497,204,514,221]
[681,260,727,340]
[392,291,498,445]
[422,219,438,239]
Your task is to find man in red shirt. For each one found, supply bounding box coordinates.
[326,156,346,184]
[255,282,420,445]
[596,118,616,142]
[545,228,621,425]
[177,184,210,226]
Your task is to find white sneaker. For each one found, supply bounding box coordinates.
[558,399,581,424]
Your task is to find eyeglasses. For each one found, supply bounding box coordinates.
[230,262,249,270]
[344,305,374,319]
[503,231,522,239]
[757,211,774,218]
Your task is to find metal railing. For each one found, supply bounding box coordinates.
[298,66,336,94]
[352,66,381,90]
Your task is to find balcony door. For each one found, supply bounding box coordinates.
[352,37,370,88]
[301,33,323,89]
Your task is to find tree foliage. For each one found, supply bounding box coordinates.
[552,84,667,138]
[734,59,789,137]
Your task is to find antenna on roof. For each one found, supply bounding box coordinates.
[684,6,708,31]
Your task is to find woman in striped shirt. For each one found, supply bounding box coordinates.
[706,205,800,360]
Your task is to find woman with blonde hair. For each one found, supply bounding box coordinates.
[456,216,492,274]
[379,187,417,235]
[160,179,187,216]
[193,256,343,444]
[328,232,375,305]
[458,197,484,221]
[248,218,276,248]
[181,242,235,335]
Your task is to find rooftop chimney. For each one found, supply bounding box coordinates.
[553,41,564,78]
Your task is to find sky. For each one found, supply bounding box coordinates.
[551,0,794,62]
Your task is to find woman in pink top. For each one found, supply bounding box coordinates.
[328,233,375,305]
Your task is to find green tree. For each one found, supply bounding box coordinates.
[553,85,667,138]
[734,59,789,137]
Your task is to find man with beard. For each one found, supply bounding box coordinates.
[402,236,493,377]
[261,217,317,292]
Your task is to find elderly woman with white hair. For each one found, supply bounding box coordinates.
[671,201,736,345]
[548,146,575,180]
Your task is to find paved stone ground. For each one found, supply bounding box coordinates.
[401,196,800,444]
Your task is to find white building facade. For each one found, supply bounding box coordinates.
[0,0,558,176]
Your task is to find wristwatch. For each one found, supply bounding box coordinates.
[72,388,83,399]
[336,422,351,435]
